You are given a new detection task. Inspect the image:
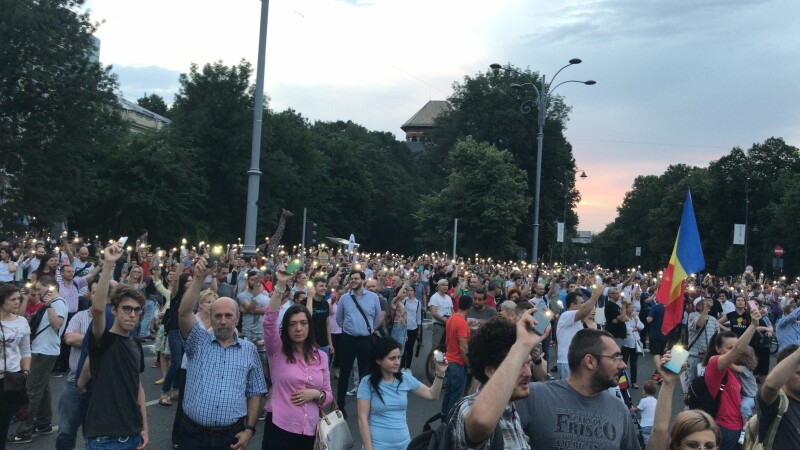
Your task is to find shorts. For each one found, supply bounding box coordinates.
[649,339,667,356]
[155,325,170,354]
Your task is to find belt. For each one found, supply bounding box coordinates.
[182,415,245,435]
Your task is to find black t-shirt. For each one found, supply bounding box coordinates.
[85,329,145,438]
[311,298,330,347]
[757,392,800,448]
[605,301,627,339]
[708,299,723,319]
[726,310,751,337]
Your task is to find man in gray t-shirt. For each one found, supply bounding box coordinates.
[515,328,640,450]
[466,288,497,327]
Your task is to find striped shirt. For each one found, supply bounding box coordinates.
[65,310,92,382]
[451,391,530,450]
[182,321,267,427]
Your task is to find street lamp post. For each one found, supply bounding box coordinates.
[562,170,587,261]
[490,61,595,264]
[726,174,750,268]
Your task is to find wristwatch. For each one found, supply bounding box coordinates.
[244,425,256,434]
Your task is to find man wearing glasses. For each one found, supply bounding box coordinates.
[83,242,149,449]
[515,328,641,450]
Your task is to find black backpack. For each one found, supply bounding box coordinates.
[407,398,504,450]
[685,371,728,417]
[28,298,65,342]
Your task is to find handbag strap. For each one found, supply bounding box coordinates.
[0,320,7,370]
[687,319,707,351]
[713,371,729,413]
[349,291,374,335]
[317,395,343,419]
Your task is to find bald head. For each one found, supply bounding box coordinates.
[211,297,238,317]
[210,297,238,341]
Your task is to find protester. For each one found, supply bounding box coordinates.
[304,277,334,357]
[630,381,657,445]
[400,282,423,374]
[389,284,408,355]
[622,300,644,388]
[159,272,193,407]
[428,279,453,349]
[466,288,497,328]
[755,343,800,449]
[451,311,549,449]
[0,284,31,450]
[775,301,800,352]
[683,296,720,393]
[177,257,266,450]
[702,307,762,450]
[262,268,330,449]
[357,337,447,450]
[82,242,149,450]
[440,294,472,416]
[555,285,603,379]
[516,327,640,449]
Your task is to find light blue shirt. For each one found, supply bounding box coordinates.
[357,373,422,450]
[335,289,381,336]
[776,307,800,352]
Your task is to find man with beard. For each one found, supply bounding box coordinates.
[335,270,381,416]
[450,311,550,449]
[515,328,640,450]
[177,257,266,450]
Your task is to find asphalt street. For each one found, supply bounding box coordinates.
[20,326,698,450]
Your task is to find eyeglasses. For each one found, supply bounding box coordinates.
[120,305,144,315]
[681,441,717,450]
[591,354,625,362]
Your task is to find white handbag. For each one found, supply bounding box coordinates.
[315,399,354,450]
[635,338,644,355]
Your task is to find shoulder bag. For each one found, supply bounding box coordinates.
[0,320,27,393]
[314,398,354,450]
[350,291,380,345]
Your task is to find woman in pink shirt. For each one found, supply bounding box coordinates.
[262,269,332,449]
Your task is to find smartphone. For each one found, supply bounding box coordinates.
[531,308,553,335]
[284,259,303,275]
[118,236,128,247]
[748,300,758,311]
[434,350,444,363]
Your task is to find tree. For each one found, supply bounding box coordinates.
[424,65,578,259]
[0,0,124,226]
[415,138,531,258]
[137,93,169,118]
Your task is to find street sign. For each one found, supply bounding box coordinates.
[773,245,785,257]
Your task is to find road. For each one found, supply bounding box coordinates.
[21,325,699,450]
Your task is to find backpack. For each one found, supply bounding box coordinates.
[743,390,789,450]
[406,398,504,450]
[685,371,728,417]
[28,298,65,342]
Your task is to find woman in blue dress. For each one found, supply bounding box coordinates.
[357,337,448,450]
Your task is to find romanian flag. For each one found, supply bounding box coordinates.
[656,190,705,336]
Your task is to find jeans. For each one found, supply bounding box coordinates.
[740,396,755,422]
[177,418,242,450]
[558,363,571,380]
[84,434,142,450]
[1,378,27,447]
[401,328,418,369]
[139,300,157,338]
[441,363,467,416]
[15,353,58,436]
[621,346,639,383]
[336,334,373,412]
[391,325,408,356]
[262,412,315,450]
[162,329,184,394]
[718,425,742,450]
[56,381,90,450]
[641,426,652,446]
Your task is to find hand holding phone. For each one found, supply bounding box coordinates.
[748,300,759,311]
[531,308,553,336]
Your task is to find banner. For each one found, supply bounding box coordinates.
[556,222,564,243]
[733,224,745,245]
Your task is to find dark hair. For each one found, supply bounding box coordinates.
[0,283,20,307]
[110,284,146,308]
[279,305,318,364]
[702,331,738,366]
[458,294,473,311]
[487,281,499,292]
[292,291,306,303]
[312,277,326,287]
[669,410,720,450]
[34,252,57,279]
[473,287,486,297]
[567,328,613,371]
[38,277,58,290]
[565,291,581,309]
[777,344,800,364]
[367,337,403,404]
[350,270,365,280]
[468,317,516,384]
[643,380,657,396]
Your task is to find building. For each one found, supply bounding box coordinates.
[400,100,449,151]
[117,97,171,132]
[572,230,593,245]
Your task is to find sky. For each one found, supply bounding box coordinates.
[84,0,800,233]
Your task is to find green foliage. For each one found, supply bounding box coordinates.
[137,93,169,118]
[0,0,124,222]
[591,137,800,275]
[415,138,531,258]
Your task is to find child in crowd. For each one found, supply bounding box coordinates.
[730,346,758,444]
[631,381,657,445]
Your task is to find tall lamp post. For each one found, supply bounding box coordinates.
[562,169,588,261]
[490,60,595,264]
[726,174,750,268]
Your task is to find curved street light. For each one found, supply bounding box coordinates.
[490,60,595,264]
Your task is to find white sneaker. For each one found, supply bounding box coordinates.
[346,388,357,396]
[738,430,745,445]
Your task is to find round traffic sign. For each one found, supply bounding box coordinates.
[774,245,785,257]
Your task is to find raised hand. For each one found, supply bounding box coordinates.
[103,242,124,264]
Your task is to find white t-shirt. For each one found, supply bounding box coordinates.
[428,293,453,320]
[720,300,736,315]
[31,298,68,355]
[0,316,31,372]
[0,261,14,282]
[556,310,583,364]
[636,396,657,427]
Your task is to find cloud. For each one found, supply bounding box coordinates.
[111,65,182,104]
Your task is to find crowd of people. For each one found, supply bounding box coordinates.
[1,230,800,450]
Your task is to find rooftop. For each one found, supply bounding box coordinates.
[400,100,449,131]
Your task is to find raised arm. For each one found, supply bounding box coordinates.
[179,257,209,339]
[717,309,761,372]
[761,345,800,405]
[575,284,604,323]
[92,242,123,341]
[646,351,681,450]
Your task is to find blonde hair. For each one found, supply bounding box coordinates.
[199,289,218,305]
[669,410,720,450]
[735,345,758,371]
